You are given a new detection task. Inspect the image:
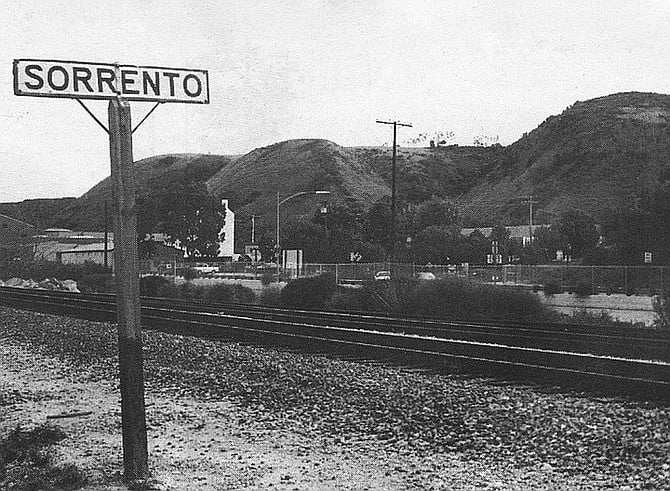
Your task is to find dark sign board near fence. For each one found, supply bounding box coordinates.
[13,58,209,103]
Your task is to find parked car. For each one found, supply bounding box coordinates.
[192,264,219,276]
[415,271,436,280]
[374,270,391,281]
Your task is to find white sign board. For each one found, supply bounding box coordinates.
[14,59,209,104]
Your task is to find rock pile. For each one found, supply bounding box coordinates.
[1,277,79,292]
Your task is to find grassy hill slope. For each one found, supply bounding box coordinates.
[3,91,670,236]
[0,198,77,229]
[458,92,670,225]
[52,154,234,230]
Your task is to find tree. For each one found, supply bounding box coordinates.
[412,226,460,264]
[137,181,226,258]
[460,229,490,264]
[412,197,459,233]
[405,131,455,147]
[362,200,392,255]
[255,229,277,263]
[552,209,599,258]
[598,185,670,265]
[282,221,330,262]
[533,226,567,263]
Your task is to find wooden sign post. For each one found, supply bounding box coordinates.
[13,58,210,482]
[108,98,148,479]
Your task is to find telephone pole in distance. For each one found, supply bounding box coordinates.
[376,119,412,266]
[521,195,539,243]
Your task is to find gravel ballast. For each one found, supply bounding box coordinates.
[1,306,669,489]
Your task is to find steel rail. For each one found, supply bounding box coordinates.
[0,287,668,399]
[1,287,668,360]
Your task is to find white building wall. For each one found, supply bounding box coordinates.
[218,199,235,258]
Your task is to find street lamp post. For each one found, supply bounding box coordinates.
[275,190,330,280]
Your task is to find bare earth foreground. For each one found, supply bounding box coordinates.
[1,307,669,490]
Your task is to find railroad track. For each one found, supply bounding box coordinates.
[1,286,668,400]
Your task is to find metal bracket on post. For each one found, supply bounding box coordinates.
[75,99,109,134]
[132,102,162,134]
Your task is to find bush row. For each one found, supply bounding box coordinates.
[139,275,256,304]
[0,260,110,283]
[0,260,114,293]
[280,274,559,324]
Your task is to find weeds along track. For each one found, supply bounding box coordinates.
[1,286,668,400]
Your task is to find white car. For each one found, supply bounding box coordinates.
[415,271,436,280]
[374,270,391,281]
[192,264,218,276]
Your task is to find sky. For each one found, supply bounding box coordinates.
[2,0,670,202]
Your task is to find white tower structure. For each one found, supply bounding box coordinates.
[218,199,235,258]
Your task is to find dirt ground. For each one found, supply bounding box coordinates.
[1,336,604,490]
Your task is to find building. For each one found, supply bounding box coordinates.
[59,242,114,269]
[218,199,236,259]
[460,225,550,246]
[34,228,113,268]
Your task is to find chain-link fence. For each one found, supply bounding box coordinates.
[139,260,668,295]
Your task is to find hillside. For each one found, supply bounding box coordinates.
[206,139,388,215]
[0,198,77,230]
[2,91,670,236]
[51,153,235,230]
[458,92,670,225]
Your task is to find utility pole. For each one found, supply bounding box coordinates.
[521,196,538,243]
[376,120,412,267]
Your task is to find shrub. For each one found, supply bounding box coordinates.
[181,268,200,282]
[77,273,114,293]
[402,277,557,323]
[0,424,87,490]
[177,282,205,300]
[205,283,255,304]
[0,259,110,283]
[544,281,562,295]
[259,284,283,306]
[568,309,615,326]
[573,280,593,297]
[280,273,337,310]
[325,288,367,312]
[652,291,670,329]
[260,271,275,286]
[140,275,172,297]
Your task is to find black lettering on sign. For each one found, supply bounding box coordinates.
[24,64,44,89]
[47,66,69,91]
[183,74,202,98]
[163,72,179,97]
[121,69,139,95]
[72,67,93,93]
[97,68,117,93]
[142,71,160,96]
